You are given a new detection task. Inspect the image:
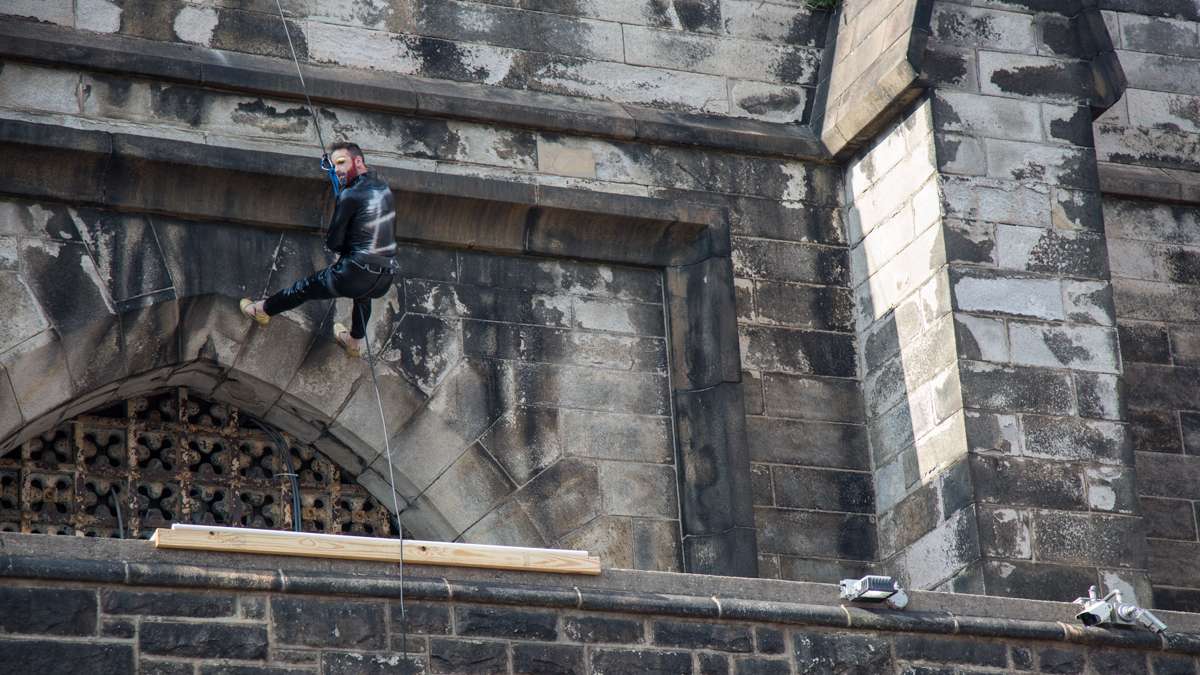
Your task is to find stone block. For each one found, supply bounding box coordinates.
[591,648,693,675]
[1034,511,1146,569]
[328,366,425,462]
[525,52,729,114]
[941,175,1050,228]
[0,587,96,636]
[512,643,583,675]
[1141,497,1198,541]
[729,80,810,124]
[323,652,425,675]
[777,556,871,584]
[597,460,678,519]
[0,329,75,422]
[926,90,1041,141]
[101,590,235,617]
[1182,411,1200,454]
[746,416,869,470]
[936,134,988,176]
[1085,465,1137,513]
[563,614,644,644]
[667,256,739,390]
[792,632,892,675]
[1114,279,1200,325]
[1138,452,1200,500]
[971,455,1086,510]
[739,325,856,377]
[1126,363,1200,412]
[572,297,665,337]
[1063,279,1115,327]
[624,25,820,85]
[1007,321,1120,373]
[750,282,854,333]
[514,457,602,543]
[762,373,863,423]
[1118,322,1171,365]
[960,361,1075,415]
[954,313,1009,363]
[981,560,1097,603]
[772,466,874,513]
[1023,415,1131,464]
[1118,13,1200,57]
[652,620,753,652]
[755,507,875,560]
[421,443,517,534]
[454,605,557,641]
[140,621,268,659]
[271,596,385,649]
[1074,372,1123,421]
[978,506,1033,559]
[460,497,546,548]
[1091,649,1151,675]
[430,638,509,674]
[733,238,847,285]
[951,267,1064,321]
[979,51,1091,103]
[895,634,1006,668]
[0,640,132,675]
[675,382,754,535]
[515,360,668,415]
[932,3,1038,53]
[404,279,572,330]
[995,225,1108,278]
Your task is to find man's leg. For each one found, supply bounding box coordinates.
[258,267,337,317]
[350,297,372,340]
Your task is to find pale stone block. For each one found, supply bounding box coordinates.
[941,176,1051,227]
[955,312,1010,363]
[76,0,122,33]
[914,409,969,483]
[933,91,1042,142]
[537,138,597,178]
[952,271,1064,321]
[0,63,80,115]
[1062,279,1115,327]
[174,6,219,47]
[897,505,978,590]
[1008,322,1120,373]
[0,0,73,26]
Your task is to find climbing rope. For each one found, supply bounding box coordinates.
[272,0,340,198]
[272,2,410,662]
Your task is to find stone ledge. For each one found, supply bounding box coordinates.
[1099,162,1200,205]
[0,18,828,162]
[0,118,725,268]
[2,533,1200,652]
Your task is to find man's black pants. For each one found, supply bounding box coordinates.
[263,257,394,339]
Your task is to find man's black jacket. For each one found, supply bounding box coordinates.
[324,172,397,266]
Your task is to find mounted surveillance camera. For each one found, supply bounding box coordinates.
[1073,586,1167,634]
[839,575,909,610]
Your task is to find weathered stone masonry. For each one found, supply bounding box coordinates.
[5,0,1200,639]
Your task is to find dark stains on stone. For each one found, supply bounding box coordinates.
[922,48,971,88]
[1010,161,1047,183]
[1025,230,1108,277]
[1044,331,1093,365]
[1038,16,1082,57]
[1103,0,1200,22]
[148,86,206,128]
[936,10,999,44]
[931,95,963,128]
[735,89,804,116]
[646,0,722,33]
[787,13,829,49]
[945,224,995,265]
[990,62,1089,101]
[773,50,818,87]
[1167,248,1200,285]
[119,0,185,42]
[1167,95,1200,130]
[211,10,307,60]
[406,36,493,84]
[230,99,311,135]
[87,73,133,109]
[1049,106,1094,147]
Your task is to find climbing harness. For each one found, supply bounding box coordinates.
[272,1,410,660]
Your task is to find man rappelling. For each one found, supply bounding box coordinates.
[239,141,397,357]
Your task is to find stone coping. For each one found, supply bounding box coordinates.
[1099,162,1200,206]
[0,117,727,267]
[0,18,829,162]
[3,532,1200,654]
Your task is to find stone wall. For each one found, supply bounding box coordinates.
[5,532,1200,675]
[1,0,830,123]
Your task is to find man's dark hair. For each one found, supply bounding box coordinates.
[329,141,364,160]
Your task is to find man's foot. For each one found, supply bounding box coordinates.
[333,323,363,358]
[240,298,270,326]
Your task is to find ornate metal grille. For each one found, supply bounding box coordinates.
[0,388,395,539]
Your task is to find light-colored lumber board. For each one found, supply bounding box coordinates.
[151,524,602,575]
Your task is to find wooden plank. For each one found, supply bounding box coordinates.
[151,525,602,575]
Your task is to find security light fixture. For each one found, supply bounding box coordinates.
[839,575,909,610]
[1073,586,1167,634]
